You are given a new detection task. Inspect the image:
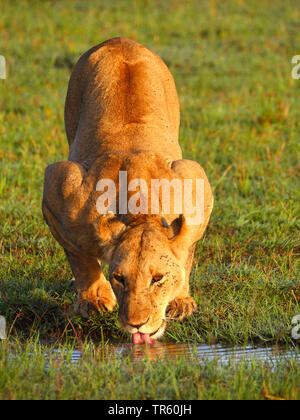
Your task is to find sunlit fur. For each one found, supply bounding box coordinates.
[42,38,213,338]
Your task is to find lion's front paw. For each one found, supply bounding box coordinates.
[165,297,197,320]
[74,283,117,318]
[74,299,99,318]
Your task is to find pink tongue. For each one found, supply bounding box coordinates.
[132,332,154,345]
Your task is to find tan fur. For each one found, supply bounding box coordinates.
[42,38,213,339]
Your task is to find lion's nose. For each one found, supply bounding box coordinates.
[128,317,150,329]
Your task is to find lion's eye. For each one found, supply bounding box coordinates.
[151,275,164,284]
[114,273,125,285]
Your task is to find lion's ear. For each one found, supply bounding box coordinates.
[167,191,213,254]
[166,159,214,253]
[161,215,184,239]
[96,213,126,244]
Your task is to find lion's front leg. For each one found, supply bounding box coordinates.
[166,243,197,321]
[65,251,116,318]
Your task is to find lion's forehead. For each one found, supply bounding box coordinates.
[116,230,170,259]
[111,226,183,281]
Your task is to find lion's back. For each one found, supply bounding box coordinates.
[65,38,180,157]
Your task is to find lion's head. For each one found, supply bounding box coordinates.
[96,211,207,343]
[108,216,188,341]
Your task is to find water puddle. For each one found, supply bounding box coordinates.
[48,342,300,366]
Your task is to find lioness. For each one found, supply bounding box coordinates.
[42,38,213,344]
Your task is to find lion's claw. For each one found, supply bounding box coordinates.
[68,278,76,289]
[74,296,116,318]
[166,297,197,320]
[74,283,117,318]
[74,300,98,318]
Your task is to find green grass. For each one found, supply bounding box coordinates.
[1,338,300,400]
[0,0,299,400]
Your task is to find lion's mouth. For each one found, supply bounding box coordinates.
[131,323,164,345]
[132,332,154,345]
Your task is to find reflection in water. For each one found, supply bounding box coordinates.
[49,342,300,366]
[98,342,300,363]
[98,342,194,362]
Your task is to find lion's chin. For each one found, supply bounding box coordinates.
[150,319,166,340]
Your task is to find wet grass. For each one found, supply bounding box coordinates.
[1,338,300,400]
[0,0,299,400]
